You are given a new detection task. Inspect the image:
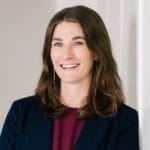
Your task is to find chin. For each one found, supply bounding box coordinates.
[61,79,79,84]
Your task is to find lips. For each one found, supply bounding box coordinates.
[60,64,80,69]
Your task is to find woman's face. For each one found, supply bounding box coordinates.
[50,21,94,85]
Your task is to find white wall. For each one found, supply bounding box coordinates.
[0,0,149,149]
[138,0,150,149]
[0,0,56,130]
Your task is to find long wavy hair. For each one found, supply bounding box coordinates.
[35,5,124,119]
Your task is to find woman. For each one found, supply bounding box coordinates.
[0,5,139,150]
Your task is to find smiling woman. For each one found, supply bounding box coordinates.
[0,5,139,150]
[50,21,94,108]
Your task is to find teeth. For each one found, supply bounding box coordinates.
[61,64,79,69]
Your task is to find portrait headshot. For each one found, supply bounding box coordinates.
[1,0,148,150]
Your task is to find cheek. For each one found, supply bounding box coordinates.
[80,52,94,64]
[50,49,57,64]
[50,50,61,71]
[84,54,94,69]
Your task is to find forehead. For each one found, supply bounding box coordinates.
[52,21,84,38]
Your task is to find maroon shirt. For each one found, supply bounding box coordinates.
[52,108,85,150]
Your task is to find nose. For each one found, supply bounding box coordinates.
[62,45,74,60]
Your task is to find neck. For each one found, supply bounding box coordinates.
[60,80,91,108]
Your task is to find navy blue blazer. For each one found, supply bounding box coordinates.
[0,96,139,150]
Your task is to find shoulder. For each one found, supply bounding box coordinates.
[116,104,138,122]
[7,96,39,120]
[0,96,48,149]
[11,95,37,109]
[108,104,139,131]
[104,104,139,149]
[1,95,44,136]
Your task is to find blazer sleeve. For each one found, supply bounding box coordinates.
[0,102,20,150]
[116,112,140,150]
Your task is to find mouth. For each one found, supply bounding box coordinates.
[60,64,80,70]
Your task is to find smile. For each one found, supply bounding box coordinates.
[60,64,80,69]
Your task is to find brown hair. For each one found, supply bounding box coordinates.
[35,5,124,119]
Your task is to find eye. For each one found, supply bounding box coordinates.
[73,41,84,46]
[52,42,63,47]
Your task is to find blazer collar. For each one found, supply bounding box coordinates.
[74,117,111,150]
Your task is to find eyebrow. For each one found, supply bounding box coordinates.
[72,36,85,40]
[52,38,62,41]
[52,36,85,41]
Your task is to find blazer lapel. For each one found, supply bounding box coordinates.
[74,117,111,150]
[27,103,54,150]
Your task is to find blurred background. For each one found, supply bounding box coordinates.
[0,0,149,149]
